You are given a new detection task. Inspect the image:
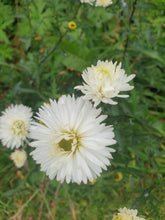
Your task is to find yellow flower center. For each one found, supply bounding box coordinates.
[68,21,77,30]
[58,138,73,152]
[99,66,109,75]
[11,120,26,135]
[96,65,113,83]
[59,131,80,152]
[49,131,81,157]
[95,65,114,93]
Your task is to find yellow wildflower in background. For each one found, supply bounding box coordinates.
[114,172,123,182]
[68,21,77,30]
[34,35,42,41]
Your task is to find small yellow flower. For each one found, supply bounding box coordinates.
[114,172,123,182]
[34,35,42,41]
[68,21,77,30]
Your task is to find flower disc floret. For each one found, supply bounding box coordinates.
[11,120,26,135]
[75,60,135,106]
[30,95,116,184]
[0,104,33,149]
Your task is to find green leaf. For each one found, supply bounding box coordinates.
[132,47,165,66]
[62,40,90,71]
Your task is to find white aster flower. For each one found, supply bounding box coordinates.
[0,104,33,149]
[75,60,135,106]
[113,207,145,220]
[30,95,116,184]
[10,149,27,168]
[95,0,113,7]
[80,0,95,5]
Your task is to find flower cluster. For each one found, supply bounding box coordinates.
[29,58,135,183]
[112,207,145,220]
[0,1,135,186]
[0,1,145,218]
[0,59,135,183]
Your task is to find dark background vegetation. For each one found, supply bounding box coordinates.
[0,0,165,219]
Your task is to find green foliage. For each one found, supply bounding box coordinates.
[18,0,54,37]
[0,0,165,219]
[0,3,14,43]
[0,3,14,60]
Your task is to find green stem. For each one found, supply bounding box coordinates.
[0,62,24,71]
[40,30,68,64]
[13,189,39,218]
[68,193,77,220]
[53,181,61,219]
[123,0,138,57]
[38,179,50,220]
[42,192,55,220]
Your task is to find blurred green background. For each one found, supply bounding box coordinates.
[0,0,165,219]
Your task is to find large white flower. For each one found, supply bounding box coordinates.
[30,95,116,184]
[112,207,145,220]
[0,104,33,149]
[80,0,95,5]
[95,0,113,7]
[75,60,135,106]
[11,150,27,168]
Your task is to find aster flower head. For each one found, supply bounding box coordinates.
[113,207,145,220]
[95,0,113,7]
[10,150,27,168]
[75,60,135,106]
[0,104,33,149]
[30,95,116,184]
